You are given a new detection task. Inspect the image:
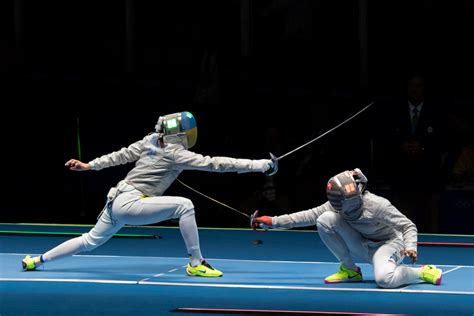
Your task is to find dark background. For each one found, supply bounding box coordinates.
[3,1,473,233]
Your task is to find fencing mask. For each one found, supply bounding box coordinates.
[155,111,198,149]
[326,168,367,220]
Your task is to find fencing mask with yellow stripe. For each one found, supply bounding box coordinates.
[155,111,198,149]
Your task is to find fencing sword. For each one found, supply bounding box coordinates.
[177,102,375,229]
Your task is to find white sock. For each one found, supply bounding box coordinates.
[179,213,203,266]
[33,256,43,267]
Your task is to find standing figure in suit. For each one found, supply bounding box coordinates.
[386,74,446,232]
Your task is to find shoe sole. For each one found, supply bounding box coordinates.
[22,260,32,271]
[186,268,222,277]
[324,279,363,284]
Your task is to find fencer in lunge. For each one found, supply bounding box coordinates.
[252,168,442,288]
[23,111,277,277]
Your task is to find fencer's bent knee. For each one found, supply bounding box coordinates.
[316,211,341,232]
[375,273,395,288]
[175,197,195,217]
[374,268,397,288]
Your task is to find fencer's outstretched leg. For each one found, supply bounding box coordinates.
[22,210,123,271]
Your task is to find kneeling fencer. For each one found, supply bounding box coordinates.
[252,168,442,288]
[23,111,277,277]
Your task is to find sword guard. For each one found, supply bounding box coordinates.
[250,210,270,231]
[264,152,279,176]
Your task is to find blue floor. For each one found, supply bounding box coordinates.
[0,224,473,315]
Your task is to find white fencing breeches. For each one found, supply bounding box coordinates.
[316,211,421,288]
[43,183,202,264]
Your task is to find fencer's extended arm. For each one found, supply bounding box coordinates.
[88,137,146,171]
[171,146,272,174]
[271,203,330,229]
